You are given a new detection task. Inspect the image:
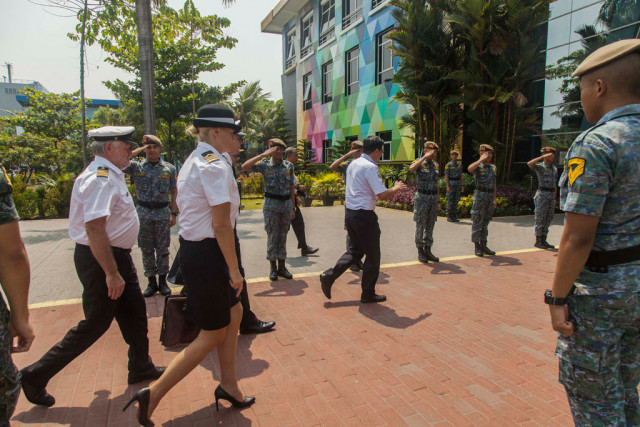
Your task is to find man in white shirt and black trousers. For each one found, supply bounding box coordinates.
[320,136,406,303]
[20,127,164,407]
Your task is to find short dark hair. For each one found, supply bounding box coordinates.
[284,147,297,158]
[363,136,384,154]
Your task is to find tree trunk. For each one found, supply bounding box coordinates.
[135,0,156,135]
[80,0,89,167]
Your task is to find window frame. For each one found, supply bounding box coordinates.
[342,0,363,30]
[285,28,297,69]
[302,72,313,111]
[376,131,392,161]
[345,46,360,96]
[322,139,333,163]
[319,0,336,45]
[300,12,314,59]
[376,26,395,85]
[322,61,333,104]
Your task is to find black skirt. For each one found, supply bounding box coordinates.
[179,237,241,330]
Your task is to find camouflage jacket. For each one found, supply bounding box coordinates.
[252,158,294,212]
[444,161,463,180]
[124,159,177,221]
[532,161,558,192]
[415,160,439,201]
[0,166,19,225]
[560,104,640,294]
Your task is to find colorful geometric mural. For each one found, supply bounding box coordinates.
[279,1,414,162]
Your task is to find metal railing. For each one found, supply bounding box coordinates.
[342,7,362,30]
[319,27,335,46]
[301,44,314,59]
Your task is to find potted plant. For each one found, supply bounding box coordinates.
[309,172,344,206]
[296,172,314,207]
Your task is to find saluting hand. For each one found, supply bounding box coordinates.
[542,152,554,160]
[229,269,244,298]
[264,146,278,157]
[480,152,491,162]
[106,272,125,300]
[348,149,361,157]
[549,304,574,337]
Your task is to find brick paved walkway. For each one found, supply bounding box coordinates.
[11,249,574,426]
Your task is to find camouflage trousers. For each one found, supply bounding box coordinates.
[534,191,555,237]
[471,192,494,243]
[0,193,18,226]
[138,218,171,277]
[414,196,438,247]
[0,298,20,425]
[264,209,291,261]
[556,292,640,426]
[446,181,462,218]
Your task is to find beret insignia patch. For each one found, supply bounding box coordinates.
[96,167,109,178]
[567,158,585,187]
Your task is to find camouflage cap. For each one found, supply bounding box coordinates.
[269,138,287,149]
[541,146,556,154]
[143,134,163,148]
[450,149,460,156]
[573,39,640,77]
[479,144,494,153]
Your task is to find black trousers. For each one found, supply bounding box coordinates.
[324,209,381,297]
[21,244,152,388]
[290,201,307,249]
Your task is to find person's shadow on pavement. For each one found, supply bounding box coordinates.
[323,300,430,329]
[166,398,253,426]
[346,271,391,285]
[490,255,523,267]
[428,262,466,275]
[254,279,308,297]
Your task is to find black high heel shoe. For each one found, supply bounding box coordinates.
[122,387,154,426]
[214,385,256,411]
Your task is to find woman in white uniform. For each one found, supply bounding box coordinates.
[123,104,255,426]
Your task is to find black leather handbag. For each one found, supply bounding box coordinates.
[159,295,199,347]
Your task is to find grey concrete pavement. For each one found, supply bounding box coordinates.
[18,205,564,305]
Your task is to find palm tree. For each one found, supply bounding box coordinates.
[231,81,271,129]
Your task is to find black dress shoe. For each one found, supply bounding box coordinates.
[319,273,333,299]
[301,246,319,256]
[240,320,276,335]
[214,385,255,411]
[128,365,166,384]
[360,294,387,304]
[20,372,55,407]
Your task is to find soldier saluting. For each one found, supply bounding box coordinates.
[125,135,178,297]
[527,146,557,249]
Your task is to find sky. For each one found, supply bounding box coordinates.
[0,0,284,101]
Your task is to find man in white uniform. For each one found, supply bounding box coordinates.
[20,127,164,407]
[320,136,406,303]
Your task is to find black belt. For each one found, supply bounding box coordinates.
[448,176,461,181]
[417,189,438,195]
[585,243,640,273]
[475,187,493,193]
[264,192,290,201]
[538,186,555,192]
[76,243,131,255]
[137,200,168,209]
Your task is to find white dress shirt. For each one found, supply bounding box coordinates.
[345,153,387,211]
[177,142,240,241]
[68,156,140,249]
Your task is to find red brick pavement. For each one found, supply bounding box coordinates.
[10,249,574,426]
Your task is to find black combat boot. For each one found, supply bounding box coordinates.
[277,259,293,280]
[482,240,496,256]
[269,261,278,281]
[534,235,546,249]
[158,274,171,296]
[447,215,455,223]
[143,276,158,297]
[452,213,460,223]
[542,235,555,249]
[474,242,484,257]
[418,246,429,263]
[425,246,439,262]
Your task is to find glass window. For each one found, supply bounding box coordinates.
[376,131,392,161]
[372,0,386,9]
[320,0,335,45]
[301,12,314,58]
[376,27,394,84]
[303,72,312,110]
[322,139,333,162]
[343,0,363,29]
[345,46,359,96]
[322,61,333,103]
[286,29,297,69]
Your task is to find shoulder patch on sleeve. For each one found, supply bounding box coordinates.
[96,166,109,178]
[202,151,219,163]
[567,158,586,187]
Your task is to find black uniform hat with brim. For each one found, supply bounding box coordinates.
[193,104,241,132]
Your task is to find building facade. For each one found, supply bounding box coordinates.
[0,81,48,117]
[262,0,414,163]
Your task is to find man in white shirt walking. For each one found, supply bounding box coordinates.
[320,136,406,303]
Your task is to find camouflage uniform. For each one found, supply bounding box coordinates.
[124,159,177,277]
[555,104,640,426]
[445,161,463,219]
[532,161,557,237]
[252,158,294,261]
[470,162,496,243]
[414,160,439,247]
[0,167,20,425]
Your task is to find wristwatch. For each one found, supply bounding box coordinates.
[544,289,567,306]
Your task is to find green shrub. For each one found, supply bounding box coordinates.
[309,172,344,199]
[238,173,264,196]
[12,189,39,219]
